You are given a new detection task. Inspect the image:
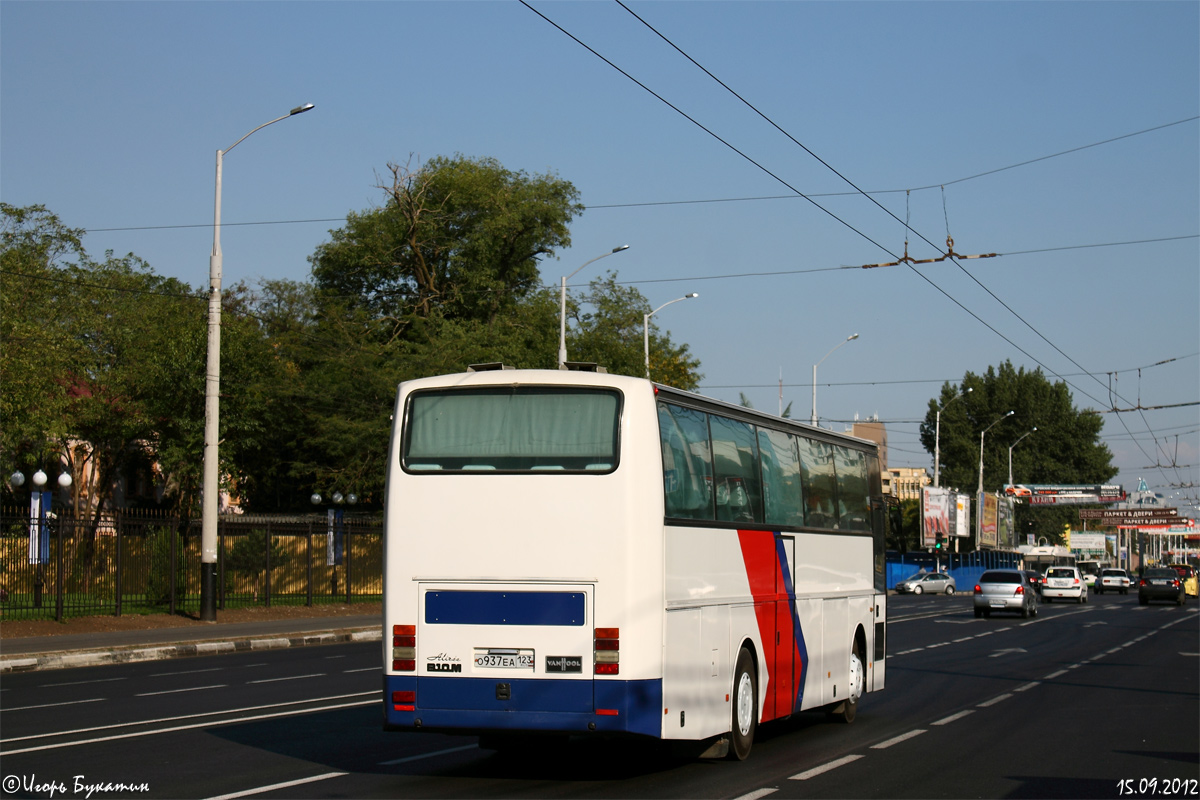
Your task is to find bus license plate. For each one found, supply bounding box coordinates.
[474,649,534,669]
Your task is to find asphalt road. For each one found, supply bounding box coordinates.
[2,592,1196,800]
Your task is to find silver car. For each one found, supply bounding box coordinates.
[895,572,957,595]
[973,569,1038,619]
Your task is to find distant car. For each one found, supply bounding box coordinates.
[1138,567,1187,606]
[1042,566,1087,604]
[1095,568,1131,595]
[1166,564,1199,597]
[895,572,957,595]
[1022,570,1044,595]
[974,569,1038,619]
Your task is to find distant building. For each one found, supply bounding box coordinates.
[886,467,931,502]
[850,416,888,467]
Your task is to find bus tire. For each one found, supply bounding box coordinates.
[728,647,757,761]
[828,637,864,724]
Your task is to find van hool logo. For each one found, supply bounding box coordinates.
[426,653,462,673]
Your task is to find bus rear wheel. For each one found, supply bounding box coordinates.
[828,638,864,724]
[728,647,757,761]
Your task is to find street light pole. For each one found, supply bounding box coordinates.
[1007,427,1038,487]
[202,103,313,623]
[934,386,972,488]
[558,245,629,368]
[810,333,859,427]
[644,293,698,379]
[976,410,1014,548]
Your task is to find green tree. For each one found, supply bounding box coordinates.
[569,272,703,390]
[919,361,1116,545]
[309,155,582,333]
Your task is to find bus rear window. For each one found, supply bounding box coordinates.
[403,387,621,473]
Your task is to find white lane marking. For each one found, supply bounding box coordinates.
[931,710,974,726]
[1043,670,1068,680]
[871,729,926,749]
[39,677,126,688]
[978,693,1012,708]
[136,684,227,697]
[246,673,325,684]
[1,698,376,755]
[0,691,377,745]
[731,789,779,800]
[150,667,224,677]
[378,744,479,765]
[204,771,347,800]
[2,697,106,713]
[343,667,379,673]
[1014,681,1041,693]
[789,754,864,780]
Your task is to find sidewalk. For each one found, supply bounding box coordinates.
[1,610,382,674]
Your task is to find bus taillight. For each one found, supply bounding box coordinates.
[393,624,416,672]
[392,690,415,711]
[594,627,619,675]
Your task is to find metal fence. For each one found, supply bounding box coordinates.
[886,549,1022,591]
[0,507,383,621]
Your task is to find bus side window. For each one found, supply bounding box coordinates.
[758,428,805,527]
[710,414,762,524]
[834,446,871,531]
[797,436,838,529]
[658,403,714,520]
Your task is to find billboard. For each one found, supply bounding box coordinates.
[1005,484,1125,505]
[980,493,999,549]
[922,487,951,547]
[952,493,970,538]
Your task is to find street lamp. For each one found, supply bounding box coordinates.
[934,386,972,488]
[810,333,859,426]
[976,410,1015,546]
[202,102,314,623]
[1007,427,1037,487]
[558,245,629,368]
[644,293,698,379]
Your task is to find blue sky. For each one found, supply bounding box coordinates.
[3,1,1197,516]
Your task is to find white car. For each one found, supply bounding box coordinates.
[1042,566,1087,603]
[1095,568,1130,595]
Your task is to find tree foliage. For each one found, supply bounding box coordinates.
[2,155,706,515]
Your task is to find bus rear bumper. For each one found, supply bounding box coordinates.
[383,675,662,737]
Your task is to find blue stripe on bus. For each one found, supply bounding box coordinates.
[424,591,586,626]
[383,675,662,737]
[774,533,809,713]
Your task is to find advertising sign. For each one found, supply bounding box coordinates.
[952,493,970,538]
[980,493,999,549]
[1006,484,1125,502]
[997,496,1015,549]
[1078,508,1178,523]
[1071,532,1107,552]
[922,487,950,547]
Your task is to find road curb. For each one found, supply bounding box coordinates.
[0,627,382,674]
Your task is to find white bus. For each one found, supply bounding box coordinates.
[382,366,888,759]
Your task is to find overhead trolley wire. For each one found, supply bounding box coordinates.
[530,1,1195,488]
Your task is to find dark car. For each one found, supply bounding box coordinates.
[1022,570,1044,596]
[974,569,1038,619]
[1138,567,1187,606]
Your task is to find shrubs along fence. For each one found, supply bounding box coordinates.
[0,508,382,621]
